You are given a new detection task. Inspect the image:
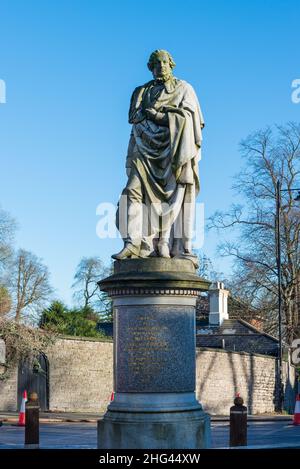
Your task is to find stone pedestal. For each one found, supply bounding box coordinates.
[97,258,211,449]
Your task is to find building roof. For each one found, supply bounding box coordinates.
[196,318,279,356]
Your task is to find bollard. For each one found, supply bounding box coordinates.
[25,392,40,449]
[229,395,247,447]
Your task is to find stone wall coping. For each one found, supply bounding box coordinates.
[56,335,113,344]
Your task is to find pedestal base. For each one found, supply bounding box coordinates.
[97,408,211,449]
[98,259,211,449]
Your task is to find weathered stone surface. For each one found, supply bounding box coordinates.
[115,304,195,392]
[47,337,113,413]
[112,50,204,261]
[0,339,5,363]
[196,348,296,415]
[98,256,210,448]
[0,367,17,411]
[98,409,211,449]
[114,257,196,274]
[99,258,210,292]
[108,392,202,413]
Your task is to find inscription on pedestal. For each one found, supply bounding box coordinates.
[126,316,170,383]
[115,304,195,392]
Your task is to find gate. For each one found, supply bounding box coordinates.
[18,353,49,411]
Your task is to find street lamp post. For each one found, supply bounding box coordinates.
[275,180,283,412]
[275,179,300,412]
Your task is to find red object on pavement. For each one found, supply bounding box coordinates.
[18,390,28,426]
[110,392,114,401]
[293,394,300,425]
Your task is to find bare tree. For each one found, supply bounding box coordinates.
[72,256,111,311]
[0,207,16,272]
[209,123,300,343]
[196,251,226,282]
[9,249,53,322]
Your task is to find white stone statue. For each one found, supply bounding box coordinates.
[113,49,204,260]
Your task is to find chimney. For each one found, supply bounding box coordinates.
[209,281,229,326]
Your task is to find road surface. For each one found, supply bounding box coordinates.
[0,421,299,449]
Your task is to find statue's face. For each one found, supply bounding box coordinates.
[151,52,172,81]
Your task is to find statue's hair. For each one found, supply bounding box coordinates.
[147,50,176,71]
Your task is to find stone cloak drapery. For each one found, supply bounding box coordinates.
[126,78,204,208]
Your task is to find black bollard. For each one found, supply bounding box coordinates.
[25,392,40,449]
[229,395,247,447]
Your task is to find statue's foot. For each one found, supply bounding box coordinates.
[183,241,192,254]
[180,249,199,268]
[170,240,182,257]
[112,246,135,260]
[157,241,170,258]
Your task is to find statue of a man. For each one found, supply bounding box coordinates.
[113,49,204,260]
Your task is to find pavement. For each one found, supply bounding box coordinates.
[0,420,300,449]
[0,422,97,449]
[212,420,300,448]
[0,411,103,424]
[0,411,294,424]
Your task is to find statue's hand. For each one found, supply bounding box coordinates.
[145,108,168,126]
[145,108,157,121]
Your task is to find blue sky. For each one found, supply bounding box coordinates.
[0,0,299,304]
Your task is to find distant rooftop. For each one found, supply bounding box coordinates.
[196,318,279,356]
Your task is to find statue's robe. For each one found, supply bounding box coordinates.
[120,77,204,254]
[127,77,204,202]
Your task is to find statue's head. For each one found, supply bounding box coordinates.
[147,49,176,82]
